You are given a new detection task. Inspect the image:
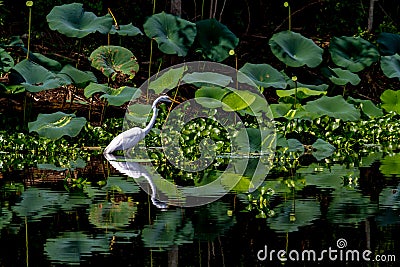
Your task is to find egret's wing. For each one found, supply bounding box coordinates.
[104,127,144,153]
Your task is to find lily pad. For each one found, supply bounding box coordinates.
[269,31,323,68]
[380,89,400,114]
[144,12,196,57]
[327,67,361,85]
[329,36,380,72]
[377,32,400,56]
[28,111,87,140]
[148,65,187,94]
[89,45,139,80]
[348,96,383,118]
[58,64,97,86]
[109,23,143,36]
[311,138,335,160]
[196,19,239,62]
[11,59,65,92]
[46,3,113,38]
[302,95,360,121]
[380,54,400,80]
[239,63,286,90]
[84,83,141,106]
[0,48,14,73]
[221,89,256,111]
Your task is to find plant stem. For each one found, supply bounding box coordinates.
[26,7,32,59]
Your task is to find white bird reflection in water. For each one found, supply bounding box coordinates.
[104,153,168,209]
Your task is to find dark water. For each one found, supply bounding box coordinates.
[0,153,399,266]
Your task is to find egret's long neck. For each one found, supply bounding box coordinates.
[143,106,158,135]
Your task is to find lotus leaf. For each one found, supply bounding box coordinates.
[109,23,143,36]
[302,95,360,121]
[196,19,239,62]
[148,65,187,94]
[84,83,141,106]
[46,3,113,38]
[380,89,400,114]
[89,45,139,80]
[287,138,304,153]
[239,63,286,90]
[380,54,400,80]
[0,48,14,73]
[221,89,256,111]
[269,31,323,68]
[311,138,335,160]
[126,104,152,125]
[143,12,196,57]
[11,59,65,92]
[58,64,97,86]
[182,72,232,87]
[377,32,400,56]
[327,67,361,85]
[348,96,383,118]
[380,154,400,177]
[30,52,62,71]
[329,36,379,72]
[270,103,292,118]
[28,111,87,140]
[195,86,229,108]
[276,87,327,99]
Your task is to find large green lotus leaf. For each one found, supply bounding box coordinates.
[348,96,383,118]
[239,63,286,89]
[196,19,239,62]
[28,112,87,140]
[144,12,196,57]
[276,87,326,99]
[182,72,232,87]
[90,45,139,80]
[269,31,323,68]
[221,89,256,111]
[58,64,97,86]
[327,67,361,85]
[380,54,400,80]
[46,3,113,38]
[380,89,400,114]
[0,48,14,73]
[329,36,380,72]
[302,95,361,121]
[195,86,229,108]
[270,103,292,118]
[101,86,141,106]
[311,138,335,160]
[84,83,140,106]
[148,65,187,94]
[126,104,152,125]
[11,59,65,92]
[377,32,400,56]
[109,23,143,36]
[31,52,62,71]
[379,154,400,177]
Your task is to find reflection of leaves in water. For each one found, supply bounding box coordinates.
[142,209,194,248]
[12,187,68,221]
[102,176,140,194]
[88,201,137,229]
[327,189,377,224]
[0,207,12,232]
[376,185,400,226]
[193,202,235,241]
[268,200,321,233]
[44,231,109,265]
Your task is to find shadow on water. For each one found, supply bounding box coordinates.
[0,150,399,266]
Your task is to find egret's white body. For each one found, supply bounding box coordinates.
[103,95,172,154]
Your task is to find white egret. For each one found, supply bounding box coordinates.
[103,95,174,154]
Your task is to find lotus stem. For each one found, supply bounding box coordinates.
[26,1,33,59]
[284,2,291,31]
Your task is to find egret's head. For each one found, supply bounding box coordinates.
[152,95,179,108]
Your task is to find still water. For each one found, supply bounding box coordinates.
[0,151,399,266]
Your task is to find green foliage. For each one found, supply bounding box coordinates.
[46,3,113,38]
[143,12,196,57]
[380,89,400,114]
[269,31,323,68]
[239,63,286,90]
[0,48,14,74]
[84,83,141,106]
[380,54,400,80]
